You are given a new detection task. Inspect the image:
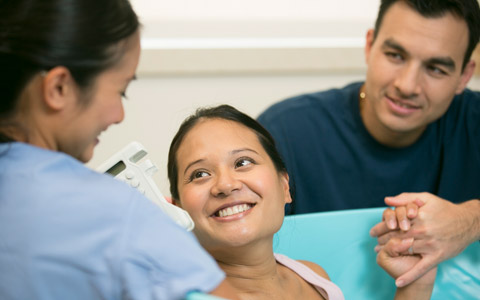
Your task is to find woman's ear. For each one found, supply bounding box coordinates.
[170,197,183,208]
[42,66,76,111]
[281,172,292,204]
[165,196,174,204]
[165,196,182,207]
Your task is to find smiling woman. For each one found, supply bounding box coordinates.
[0,0,140,162]
[168,104,344,299]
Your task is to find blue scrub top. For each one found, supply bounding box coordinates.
[0,142,224,300]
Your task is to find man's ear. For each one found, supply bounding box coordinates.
[42,66,76,111]
[281,172,292,204]
[365,29,375,65]
[456,60,476,94]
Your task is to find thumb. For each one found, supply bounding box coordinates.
[395,256,435,287]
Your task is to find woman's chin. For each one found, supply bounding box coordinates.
[78,145,95,163]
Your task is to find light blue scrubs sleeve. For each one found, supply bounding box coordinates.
[120,193,225,300]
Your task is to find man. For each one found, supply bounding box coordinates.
[258,0,480,287]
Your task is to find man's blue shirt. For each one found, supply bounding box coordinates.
[258,82,480,214]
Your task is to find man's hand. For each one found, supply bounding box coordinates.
[370,192,480,287]
[369,200,422,254]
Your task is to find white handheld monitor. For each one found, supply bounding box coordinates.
[97,141,194,231]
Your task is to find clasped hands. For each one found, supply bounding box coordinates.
[370,192,478,288]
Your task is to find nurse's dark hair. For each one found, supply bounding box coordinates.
[0,0,139,142]
[373,0,480,70]
[167,104,289,202]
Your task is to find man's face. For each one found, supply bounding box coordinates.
[362,1,475,147]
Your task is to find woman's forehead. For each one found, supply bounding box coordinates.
[177,119,264,160]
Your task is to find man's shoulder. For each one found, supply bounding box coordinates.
[258,81,362,122]
[446,87,480,117]
[455,87,480,102]
[461,87,480,96]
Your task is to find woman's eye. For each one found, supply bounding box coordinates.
[235,158,254,168]
[121,91,128,99]
[189,170,209,181]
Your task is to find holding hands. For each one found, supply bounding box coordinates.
[376,237,437,299]
[371,192,480,288]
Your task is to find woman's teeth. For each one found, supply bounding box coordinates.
[216,204,253,217]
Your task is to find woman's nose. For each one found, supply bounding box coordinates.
[210,169,242,197]
[114,102,125,124]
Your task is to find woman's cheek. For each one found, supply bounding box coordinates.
[180,188,206,218]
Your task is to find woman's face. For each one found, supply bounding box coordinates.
[175,118,292,251]
[59,31,141,162]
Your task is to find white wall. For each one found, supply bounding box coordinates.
[131,0,379,21]
[86,0,480,196]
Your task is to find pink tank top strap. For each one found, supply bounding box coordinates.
[274,253,345,300]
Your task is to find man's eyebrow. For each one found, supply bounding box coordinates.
[383,38,407,54]
[426,57,456,72]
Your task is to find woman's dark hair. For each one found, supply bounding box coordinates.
[373,0,480,71]
[0,0,139,142]
[168,104,289,202]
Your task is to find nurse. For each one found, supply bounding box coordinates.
[0,1,235,299]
